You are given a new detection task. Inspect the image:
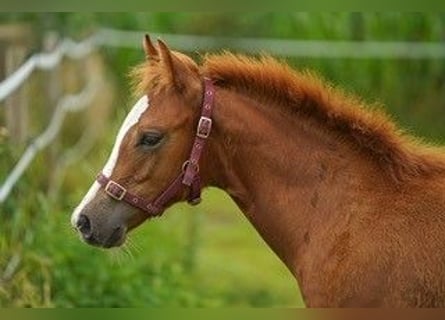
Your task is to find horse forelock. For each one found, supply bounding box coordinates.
[130,50,200,98]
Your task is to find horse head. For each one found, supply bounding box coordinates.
[71,35,209,248]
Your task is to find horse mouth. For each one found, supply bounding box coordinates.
[81,226,127,249]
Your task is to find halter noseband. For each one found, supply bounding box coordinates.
[96,78,215,217]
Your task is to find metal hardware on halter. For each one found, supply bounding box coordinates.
[197,116,212,139]
[188,197,201,205]
[105,180,127,201]
[182,160,199,174]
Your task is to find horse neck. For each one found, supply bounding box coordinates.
[202,87,384,274]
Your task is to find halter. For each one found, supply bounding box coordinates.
[96,78,215,217]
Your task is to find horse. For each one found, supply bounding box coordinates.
[71,34,445,307]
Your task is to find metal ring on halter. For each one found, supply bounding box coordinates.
[182,160,199,174]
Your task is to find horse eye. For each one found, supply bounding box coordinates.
[138,132,163,149]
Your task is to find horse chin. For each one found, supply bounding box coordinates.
[103,230,127,249]
[81,226,127,249]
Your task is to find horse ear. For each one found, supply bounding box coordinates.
[157,38,197,91]
[157,39,175,80]
[143,34,158,60]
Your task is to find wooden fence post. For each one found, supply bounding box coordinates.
[43,31,61,197]
[0,24,31,145]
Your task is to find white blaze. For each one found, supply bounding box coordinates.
[71,95,150,227]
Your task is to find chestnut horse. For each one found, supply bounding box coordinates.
[71,35,445,307]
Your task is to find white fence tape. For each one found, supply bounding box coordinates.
[3,28,445,104]
[0,35,97,103]
[98,28,445,59]
[0,78,98,202]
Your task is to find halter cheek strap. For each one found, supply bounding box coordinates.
[96,78,215,217]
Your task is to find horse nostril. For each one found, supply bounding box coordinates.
[76,214,92,236]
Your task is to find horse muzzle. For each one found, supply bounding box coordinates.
[74,213,127,248]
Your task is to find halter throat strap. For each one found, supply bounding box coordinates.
[96,78,215,217]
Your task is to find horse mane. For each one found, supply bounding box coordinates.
[130,50,445,182]
[202,52,445,181]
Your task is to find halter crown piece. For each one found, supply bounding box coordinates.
[96,78,215,217]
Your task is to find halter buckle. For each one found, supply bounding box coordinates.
[188,197,202,205]
[197,116,212,139]
[105,180,127,201]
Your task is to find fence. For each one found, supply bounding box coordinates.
[0,30,103,203]
[2,27,445,204]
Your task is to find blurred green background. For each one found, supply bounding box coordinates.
[0,13,445,307]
